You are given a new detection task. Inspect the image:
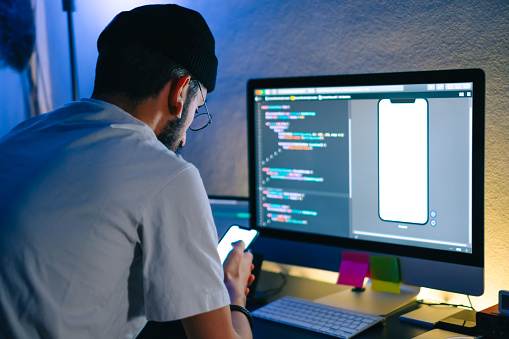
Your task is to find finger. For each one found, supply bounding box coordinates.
[231,240,246,252]
[247,274,255,286]
[243,250,253,263]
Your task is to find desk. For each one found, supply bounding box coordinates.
[251,270,429,339]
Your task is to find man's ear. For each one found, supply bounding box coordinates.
[168,75,191,119]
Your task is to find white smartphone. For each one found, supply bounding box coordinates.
[217,225,259,264]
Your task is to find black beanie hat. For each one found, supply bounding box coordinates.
[97,4,218,92]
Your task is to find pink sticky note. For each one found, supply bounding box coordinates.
[336,252,370,288]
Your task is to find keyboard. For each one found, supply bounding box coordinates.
[252,296,383,338]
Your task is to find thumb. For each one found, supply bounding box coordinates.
[231,240,246,251]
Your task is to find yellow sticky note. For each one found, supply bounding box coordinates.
[371,279,400,293]
[370,256,401,293]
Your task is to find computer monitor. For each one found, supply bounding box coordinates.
[247,69,485,300]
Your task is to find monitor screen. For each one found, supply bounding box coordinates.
[247,69,485,295]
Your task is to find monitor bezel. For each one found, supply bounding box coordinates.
[247,68,485,268]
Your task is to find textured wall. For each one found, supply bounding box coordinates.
[180,0,509,309]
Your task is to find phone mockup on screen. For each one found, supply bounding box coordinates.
[378,98,429,224]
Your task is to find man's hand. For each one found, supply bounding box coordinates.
[223,241,255,306]
[181,242,255,339]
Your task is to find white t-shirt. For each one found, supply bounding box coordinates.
[0,99,230,338]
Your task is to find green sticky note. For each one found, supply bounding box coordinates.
[370,256,401,293]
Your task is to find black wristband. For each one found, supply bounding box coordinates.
[230,304,254,330]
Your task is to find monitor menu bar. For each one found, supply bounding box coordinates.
[255,82,473,96]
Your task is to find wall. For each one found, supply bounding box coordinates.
[1,0,508,311]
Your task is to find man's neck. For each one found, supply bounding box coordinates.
[91,93,137,115]
[91,94,167,136]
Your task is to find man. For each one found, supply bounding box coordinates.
[0,4,254,339]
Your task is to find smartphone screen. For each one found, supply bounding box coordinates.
[218,225,259,264]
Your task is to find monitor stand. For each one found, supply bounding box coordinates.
[313,280,420,316]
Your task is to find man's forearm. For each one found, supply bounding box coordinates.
[230,309,253,339]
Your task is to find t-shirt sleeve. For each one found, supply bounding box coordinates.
[139,165,230,321]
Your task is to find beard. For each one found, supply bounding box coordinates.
[156,98,192,154]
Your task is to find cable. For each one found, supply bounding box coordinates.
[466,295,476,312]
[416,296,476,312]
[247,271,288,309]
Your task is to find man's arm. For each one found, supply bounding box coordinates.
[182,241,254,339]
[181,305,252,339]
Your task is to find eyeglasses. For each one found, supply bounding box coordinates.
[189,82,212,131]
